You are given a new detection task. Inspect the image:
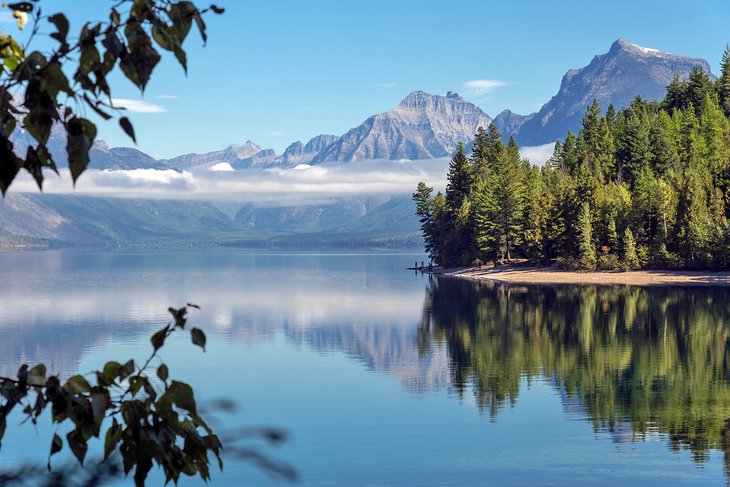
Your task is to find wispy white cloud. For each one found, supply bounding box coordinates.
[153,95,178,100]
[463,79,508,96]
[13,159,450,205]
[373,83,398,88]
[111,98,166,113]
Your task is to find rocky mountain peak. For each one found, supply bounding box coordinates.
[313,91,492,162]
[512,39,714,146]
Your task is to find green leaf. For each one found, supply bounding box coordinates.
[119,359,135,379]
[101,360,122,384]
[168,2,195,43]
[78,44,101,76]
[151,22,177,51]
[0,134,21,195]
[66,429,88,465]
[47,433,62,470]
[28,364,46,386]
[193,11,207,44]
[41,61,72,97]
[48,13,69,42]
[64,375,91,394]
[150,325,169,351]
[0,34,26,71]
[157,364,169,382]
[173,45,187,73]
[104,418,122,460]
[119,116,136,143]
[168,307,187,328]
[91,391,109,421]
[191,327,206,351]
[66,117,97,183]
[17,364,28,384]
[166,380,196,415]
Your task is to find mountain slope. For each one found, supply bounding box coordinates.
[161,141,263,170]
[278,134,339,166]
[514,39,714,146]
[313,91,492,162]
[492,110,535,140]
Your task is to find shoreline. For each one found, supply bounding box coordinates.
[438,265,730,287]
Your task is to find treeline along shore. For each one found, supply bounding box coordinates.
[413,47,730,275]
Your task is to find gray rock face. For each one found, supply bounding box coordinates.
[514,39,714,146]
[277,134,339,166]
[231,148,279,169]
[492,110,535,140]
[161,141,264,170]
[90,142,167,170]
[313,91,492,162]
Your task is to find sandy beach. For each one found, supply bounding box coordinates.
[441,266,730,287]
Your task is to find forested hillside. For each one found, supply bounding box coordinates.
[414,48,730,270]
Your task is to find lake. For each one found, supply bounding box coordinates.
[0,250,728,486]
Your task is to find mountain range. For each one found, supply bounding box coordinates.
[1,39,717,249]
[9,39,712,172]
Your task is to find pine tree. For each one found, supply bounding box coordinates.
[577,202,596,269]
[677,104,705,168]
[664,74,688,112]
[606,104,617,127]
[471,124,504,183]
[718,45,730,116]
[473,137,526,262]
[473,179,501,261]
[699,92,729,178]
[548,141,565,174]
[621,227,640,270]
[649,113,679,176]
[616,110,651,184]
[413,182,437,260]
[445,143,472,213]
[562,131,579,175]
[675,170,711,266]
[687,65,716,115]
[606,215,619,253]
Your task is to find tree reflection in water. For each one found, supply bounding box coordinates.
[419,277,730,476]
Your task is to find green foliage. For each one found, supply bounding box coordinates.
[414,45,730,270]
[621,227,640,270]
[0,306,222,486]
[0,0,224,195]
[421,278,730,471]
[719,45,730,116]
[577,202,596,269]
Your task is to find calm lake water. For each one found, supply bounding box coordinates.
[1,250,729,486]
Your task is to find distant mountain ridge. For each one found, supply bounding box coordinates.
[510,39,714,145]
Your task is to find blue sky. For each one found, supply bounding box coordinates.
[6,0,730,158]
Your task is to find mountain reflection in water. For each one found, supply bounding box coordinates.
[3,250,730,484]
[420,276,730,476]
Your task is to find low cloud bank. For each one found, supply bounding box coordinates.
[520,142,556,166]
[12,159,451,205]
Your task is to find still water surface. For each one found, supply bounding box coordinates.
[0,250,728,485]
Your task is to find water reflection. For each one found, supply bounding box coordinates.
[420,277,730,476]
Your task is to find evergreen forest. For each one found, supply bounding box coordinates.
[414,47,730,270]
